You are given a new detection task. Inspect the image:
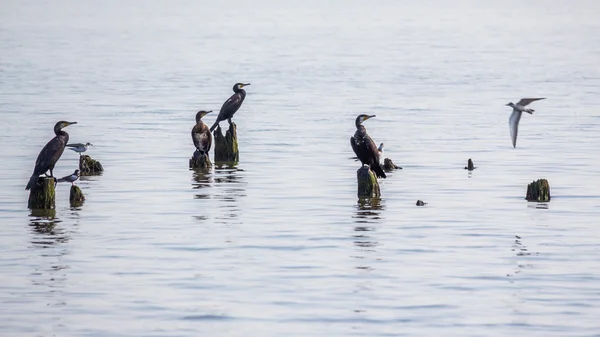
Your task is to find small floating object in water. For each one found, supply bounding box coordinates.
[416,200,427,206]
[464,158,476,171]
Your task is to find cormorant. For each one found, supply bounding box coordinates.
[57,169,80,186]
[350,114,386,178]
[506,98,545,148]
[192,110,212,156]
[66,142,92,156]
[210,83,250,132]
[26,121,77,190]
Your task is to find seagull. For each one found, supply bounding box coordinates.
[57,169,80,186]
[506,98,545,148]
[66,142,92,156]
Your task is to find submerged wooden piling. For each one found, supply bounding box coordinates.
[79,155,104,175]
[383,158,401,171]
[189,150,212,169]
[464,158,476,171]
[526,179,551,202]
[357,166,380,198]
[28,177,56,209]
[69,185,85,206]
[213,123,239,163]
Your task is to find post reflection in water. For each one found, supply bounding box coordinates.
[352,197,384,268]
[351,198,385,316]
[191,167,214,200]
[190,164,247,224]
[214,164,246,224]
[28,209,75,312]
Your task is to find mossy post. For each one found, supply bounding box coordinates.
[383,158,401,171]
[69,185,85,206]
[357,166,380,198]
[189,150,212,169]
[80,155,104,175]
[28,177,56,209]
[213,122,239,163]
[526,179,551,202]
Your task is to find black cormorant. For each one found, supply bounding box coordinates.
[192,110,212,156]
[210,83,250,132]
[66,142,92,156]
[350,114,386,178]
[25,121,77,190]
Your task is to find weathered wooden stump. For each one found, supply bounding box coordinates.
[383,158,402,171]
[357,166,380,198]
[526,179,551,202]
[69,185,85,206]
[464,158,476,171]
[79,155,104,175]
[189,150,212,169]
[213,123,239,163]
[28,177,56,209]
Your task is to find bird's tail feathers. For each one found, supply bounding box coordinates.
[210,121,219,132]
[25,175,38,190]
[372,163,387,179]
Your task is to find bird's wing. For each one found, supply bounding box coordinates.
[350,136,361,158]
[364,134,380,163]
[509,109,522,148]
[516,98,545,106]
[33,137,65,175]
[66,143,83,148]
[217,93,243,120]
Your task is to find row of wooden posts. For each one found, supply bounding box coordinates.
[29,125,550,211]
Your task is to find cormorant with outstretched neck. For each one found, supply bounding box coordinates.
[210,83,250,132]
[350,114,386,178]
[192,110,213,156]
[26,121,77,190]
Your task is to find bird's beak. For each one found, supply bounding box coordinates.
[367,115,376,119]
[505,103,511,106]
[242,83,251,87]
[68,121,77,126]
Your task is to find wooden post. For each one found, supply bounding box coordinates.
[80,155,104,175]
[189,150,212,169]
[213,122,239,163]
[526,179,551,202]
[69,185,85,206]
[27,177,56,209]
[464,158,476,171]
[357,166,380,198]
[383,158,401,171]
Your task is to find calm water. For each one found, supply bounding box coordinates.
[1,0,600,336]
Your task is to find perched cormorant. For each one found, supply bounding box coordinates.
[57,169,80,186]
[350,114,386,178]
[506,98,545,148]
[210,83,250,132]
[192,110,212,156]
[26,121,77,190]
[66,142,92,156]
